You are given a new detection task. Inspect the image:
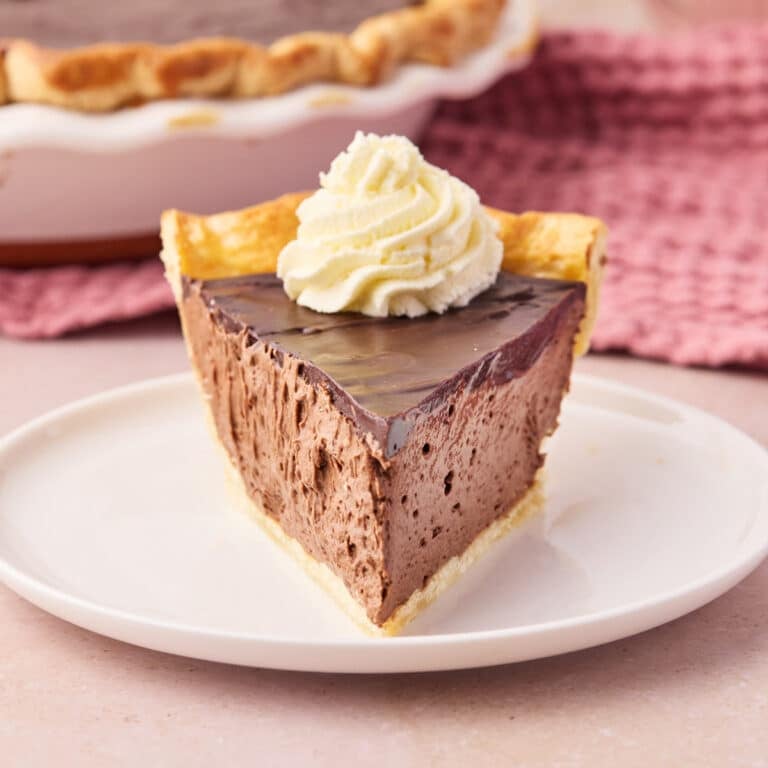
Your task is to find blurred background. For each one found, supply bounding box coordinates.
[1,0,766,367]
[541,0,768,29]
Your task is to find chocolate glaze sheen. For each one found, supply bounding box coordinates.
[189,272,586,456]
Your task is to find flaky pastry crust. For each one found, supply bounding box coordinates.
[1,0,506,111]
[160,190,607,356]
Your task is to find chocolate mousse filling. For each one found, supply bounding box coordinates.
[179,272,586,626]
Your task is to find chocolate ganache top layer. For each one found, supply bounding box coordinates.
[186,271,585,455]
[0,0,411,47]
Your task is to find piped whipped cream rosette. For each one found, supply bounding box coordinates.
[277,132,503,317]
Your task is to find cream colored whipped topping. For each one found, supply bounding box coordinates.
[276,132,503,317]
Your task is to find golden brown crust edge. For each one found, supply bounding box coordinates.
[160,193,607,356]
[2,0,506,112]
[0,48,7,104]
[488,208,607,357]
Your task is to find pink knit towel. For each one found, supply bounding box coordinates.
[2,24,767,369]
[422,23,768,369]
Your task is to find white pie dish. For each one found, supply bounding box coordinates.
[0,0,536,251]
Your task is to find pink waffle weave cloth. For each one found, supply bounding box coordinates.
[2,24,767,369]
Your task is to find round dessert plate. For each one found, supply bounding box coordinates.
[1,373,766,673]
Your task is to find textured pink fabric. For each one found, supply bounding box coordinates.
[2,24,767,369]
[0,260,173,339]
[421,24,768,369]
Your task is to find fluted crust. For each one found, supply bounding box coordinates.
[1,0,506,111]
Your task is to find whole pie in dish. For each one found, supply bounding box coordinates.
[0,0,509,111]
[160,133,606,634]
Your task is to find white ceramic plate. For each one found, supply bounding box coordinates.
[1,373,766,673]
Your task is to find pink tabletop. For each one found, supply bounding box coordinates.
[1,314,767,766]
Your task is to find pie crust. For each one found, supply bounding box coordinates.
[160,190,607,356]
[1,0,507,111]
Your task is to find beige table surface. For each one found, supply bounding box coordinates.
[1,315,767,767]
[3,3,768,766]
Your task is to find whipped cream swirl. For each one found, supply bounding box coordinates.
[276,132,503,317]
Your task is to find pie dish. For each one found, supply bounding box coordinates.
[0,0,536,265]
[1,0,507,112]
[159,134,606,634]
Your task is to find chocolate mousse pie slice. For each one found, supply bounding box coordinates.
[160,134,607,634]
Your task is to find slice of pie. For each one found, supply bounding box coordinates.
[0,0,509,111]
[160,133,606,634]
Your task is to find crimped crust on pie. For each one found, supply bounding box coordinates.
[161,191,607,356]
[1,0,507,112]
[0,51,7,104]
